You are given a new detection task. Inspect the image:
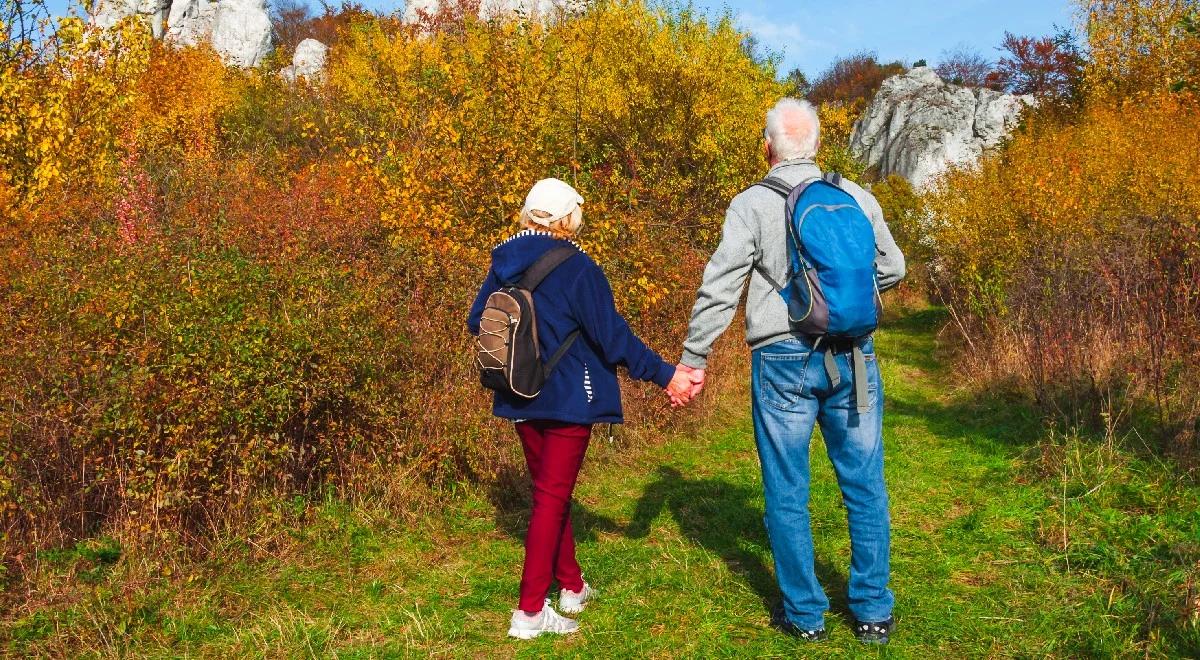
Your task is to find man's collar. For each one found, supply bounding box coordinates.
[767,158,818,174]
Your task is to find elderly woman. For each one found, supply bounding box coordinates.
[468,178,693,639]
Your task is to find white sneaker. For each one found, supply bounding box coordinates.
[558,582,593,614]
[507,599,580,639]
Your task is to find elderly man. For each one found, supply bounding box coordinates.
[678,98,905,644]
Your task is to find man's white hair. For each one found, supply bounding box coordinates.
[765,98,821,161]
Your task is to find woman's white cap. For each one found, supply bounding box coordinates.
[521,178,584,225]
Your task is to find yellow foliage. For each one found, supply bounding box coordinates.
[326,2,782,265]
[927,93,1200,306]
[817,101,856,145]
[1081,0,1200,96]
[814,101,866,179]
[0,17,152,207]
[134,43,237,158]
[925,90,1200,435]
[0,1,788,553]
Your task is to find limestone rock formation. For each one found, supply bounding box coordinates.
[92,0,273,68]
[162,0,216,49]
[280,38,329,84]
[167,0,273,68]
[850,67,1034,190]
[92,0,172,38]
[403,0,587,22]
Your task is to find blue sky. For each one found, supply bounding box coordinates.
[49,0,1075,77]
[722,0,1076,76]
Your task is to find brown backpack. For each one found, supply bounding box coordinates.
[475,246,581,399]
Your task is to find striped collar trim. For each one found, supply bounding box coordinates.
[496,229,584,252]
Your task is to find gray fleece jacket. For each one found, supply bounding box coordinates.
[681,158,906,370]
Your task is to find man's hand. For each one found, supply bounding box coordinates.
[684,367,706,399]
[667,365,707,407]
[666,365,695,407]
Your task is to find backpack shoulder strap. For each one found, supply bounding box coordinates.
[543,329,581,375]
[518,245,580,291]
[757,175,834,203]
[754,176,794,199]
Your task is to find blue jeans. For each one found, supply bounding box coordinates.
[751,336,894,630]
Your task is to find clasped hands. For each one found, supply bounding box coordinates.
[666,364,705,407]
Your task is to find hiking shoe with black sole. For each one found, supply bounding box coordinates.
[852,616,895,644]
[770,603,827,642]
[781,623,829,642]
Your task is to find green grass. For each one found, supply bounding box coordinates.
[4,307,1199,657]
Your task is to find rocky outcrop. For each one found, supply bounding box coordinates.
[850,67,1034,190]
[280,39,329,84]
[167,0,273,68]
[403,0,587,22]
[92,0,273,68]
[92,0,172,38]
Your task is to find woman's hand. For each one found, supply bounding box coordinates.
[666,365,703,407]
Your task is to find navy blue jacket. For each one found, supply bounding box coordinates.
[467,231,675,425]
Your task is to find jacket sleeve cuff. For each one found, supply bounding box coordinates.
[680,349,708,370]
[650,360,676,390]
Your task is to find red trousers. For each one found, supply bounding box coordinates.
[514,420,591,613]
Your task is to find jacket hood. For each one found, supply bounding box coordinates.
[490,230,582,285]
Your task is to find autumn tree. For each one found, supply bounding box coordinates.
[269,0,314,53]
[986,30,1084,99]
[936,44,996,88]
[806,51,906,109]
[740,34,775,68]
[2,0,50,67]
[270,0,379,53]
[1081,0,1200,96]
[783,67,809,97]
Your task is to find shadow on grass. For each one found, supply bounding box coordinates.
[488,460,850,622]
[881,306,954,375]
[625,466,850,623]
[481,307,1046,629]
[487,461,622,545]
[881,305,1045,453]
[885,391,1044,455]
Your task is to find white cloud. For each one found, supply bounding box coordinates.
[736,11,830,70]
[739,13,806,42]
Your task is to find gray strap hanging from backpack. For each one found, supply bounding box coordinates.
[816,337,841,389]
[815,337,871,415]
[852,345,869,415]
[518,246,583,377]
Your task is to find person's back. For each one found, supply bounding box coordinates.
[474,229,671,424]
[681,159,905,370]
[467,178,693,640]
[677,98,904,645]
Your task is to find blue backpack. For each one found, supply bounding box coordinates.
[758,172,881,413]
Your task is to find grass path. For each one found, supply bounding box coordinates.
[7,308,1199,657]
